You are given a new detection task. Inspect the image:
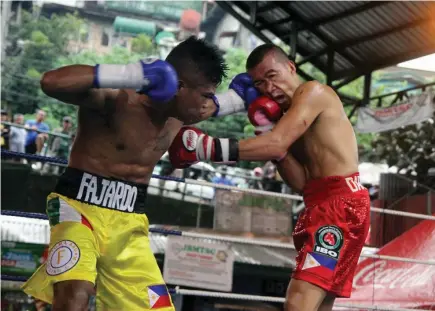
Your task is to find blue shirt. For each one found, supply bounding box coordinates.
[212,176,235,186]
[25,120,50,146]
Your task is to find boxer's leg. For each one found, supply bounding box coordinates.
[318,294,335,311]
[96,213,175,311]
[284,279,326,311]
[52,280,95,311]
[22,194,99,309]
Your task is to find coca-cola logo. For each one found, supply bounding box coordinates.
[353,260,435,289]
[182,130,198,151]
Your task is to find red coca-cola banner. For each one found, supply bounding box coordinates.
[337,219,435,309]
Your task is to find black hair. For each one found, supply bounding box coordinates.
[166,36,228,87]
[246,43,293,71]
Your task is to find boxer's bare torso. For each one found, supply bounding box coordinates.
[40,64,217,185]
[69,89,183,184]
[286,82,359,180]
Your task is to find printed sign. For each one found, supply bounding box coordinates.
[1,241,48,277]
[163,236,234,292]
[356,91,434,133]
[214,189,293,236]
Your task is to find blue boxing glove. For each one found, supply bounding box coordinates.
[212,73,260,117]
[93,58,178,103]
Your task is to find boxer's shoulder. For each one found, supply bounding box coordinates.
[294,80,325,97]
[294,81,338,104]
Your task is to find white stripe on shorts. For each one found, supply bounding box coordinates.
[59,199,82,223]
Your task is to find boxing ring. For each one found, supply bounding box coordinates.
[1,149,434,311]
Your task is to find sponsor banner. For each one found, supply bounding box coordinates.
[163,235,234,292]
[356,91,435,133]
[1,241,48,276]
[338,219,435,308]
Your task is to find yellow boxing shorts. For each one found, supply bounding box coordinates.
[22,167,175,311]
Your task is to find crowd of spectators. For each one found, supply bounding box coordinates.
[1,109,74,173]
[212,162,291,194]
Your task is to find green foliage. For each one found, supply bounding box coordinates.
[2,10,83,114]
[131,34,155,55]
[369,106,435,180]
[3,9,151,127]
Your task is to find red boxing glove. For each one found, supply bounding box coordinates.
[247,96,282,136]
[168,127,239,169]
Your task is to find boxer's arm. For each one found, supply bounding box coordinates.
[275,153,307,193]
[238,81,327,161]
[41,65,117,109]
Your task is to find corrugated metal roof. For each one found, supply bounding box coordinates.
[219,1,435,81]
[1,216,297,268]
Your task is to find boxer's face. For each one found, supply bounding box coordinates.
[249,51,298,109]
[176,81,216,124]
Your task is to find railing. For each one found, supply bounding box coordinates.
[1,121,71,139]
[2,121,73,157]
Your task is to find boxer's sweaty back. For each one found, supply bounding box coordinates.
[291,84,359,180]
[69,89,182,184]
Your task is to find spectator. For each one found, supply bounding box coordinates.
[249,167,264,190]
[25,109,50,155]
[262,161,281,193]
[212,168,235,186]
[42,116,74,174]
[50,116,73,159]
[1,109,10,150]
[9,114,27,157]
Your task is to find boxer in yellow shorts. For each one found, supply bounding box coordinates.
[21,37,229,311]
[23,168,174,311]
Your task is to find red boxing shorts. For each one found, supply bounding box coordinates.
[292,172,370,298]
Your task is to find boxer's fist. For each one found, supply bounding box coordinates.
[169,127,239,168]
[169,127,215,169]
[248,96,282,135]
[212,73,260,117]
[136,59,178,103]
[94,59,178,103]
[229,73,260,107]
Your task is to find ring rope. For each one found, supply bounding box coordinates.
[2,150,434,221]
[173,287,433,311]
[0,275,430,311]
[2,210,435,265]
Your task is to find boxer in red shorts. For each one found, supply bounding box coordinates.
[169,44,370,311]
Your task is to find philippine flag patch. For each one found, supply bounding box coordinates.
[147,284,171,309]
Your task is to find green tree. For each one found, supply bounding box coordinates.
[2,9,153,129]
[2,10,83,114]
[339,74,435,179]
[131,34,155,55]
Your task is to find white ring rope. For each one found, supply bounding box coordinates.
[185,177,303,200]
[370,207,435,220]
[177,231,435,266]
[184,178,435,221]
[174,287,433,311]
